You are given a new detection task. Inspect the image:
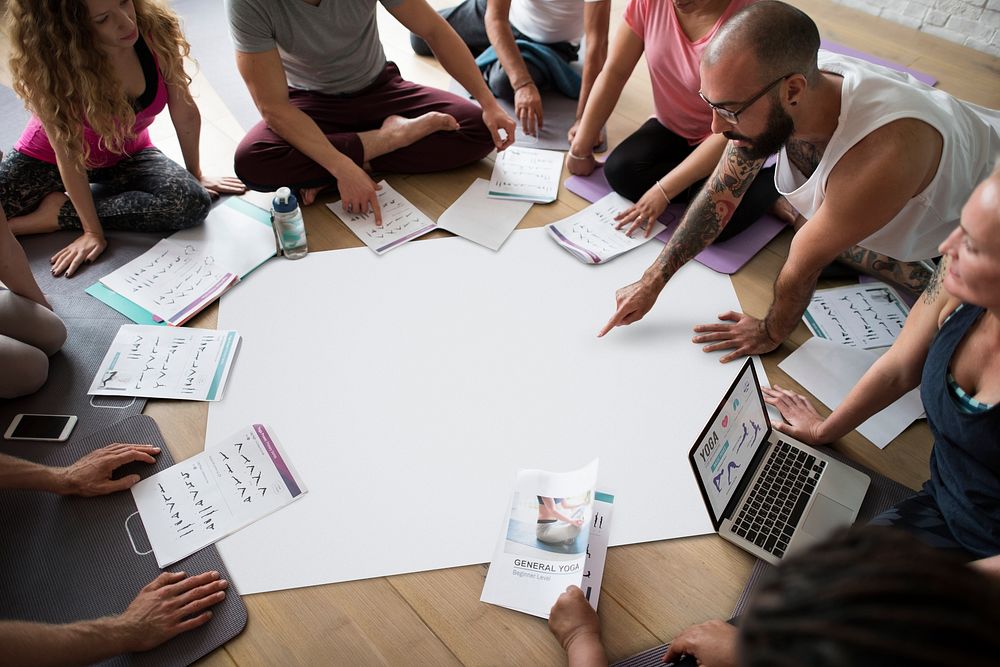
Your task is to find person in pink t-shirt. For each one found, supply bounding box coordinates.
[0,0,244,278]
[568,0,788,239]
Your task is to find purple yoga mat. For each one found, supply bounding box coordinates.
[564,167,786,274]
[821,40,937,87]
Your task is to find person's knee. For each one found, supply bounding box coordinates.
[604,148,645,202]
[0,344,49,399]
[234,136,278,192]
[410,32,434,57]
[35,310,67,356]
[485,64,515,101]
[166,178,212,230]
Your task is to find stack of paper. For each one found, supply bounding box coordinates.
[89,200,276,326]
[481,460,614,618]
[547,192,666,264]
[803,283,910,348]
[488,146,563,203]
[88,325,241,401]
[132,424,307,567]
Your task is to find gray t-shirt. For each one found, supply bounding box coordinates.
[226,0,404,95]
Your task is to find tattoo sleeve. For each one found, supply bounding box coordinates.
[836,247,935,293]
[764,265,822,345]
[650,143,763,282]
[921,256,948,305]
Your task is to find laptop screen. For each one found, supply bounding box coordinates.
[690,360,770,523]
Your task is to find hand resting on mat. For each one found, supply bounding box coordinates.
[0,570,228,666]
[0,443,160,496]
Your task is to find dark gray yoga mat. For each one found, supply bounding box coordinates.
[0,84,30,155]
[610,452,915,667]
[0,291,147,446]
[172,0,260,131]
[0,414,247,666]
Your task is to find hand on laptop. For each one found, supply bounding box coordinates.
[761,385,828,446]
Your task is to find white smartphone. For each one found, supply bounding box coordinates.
[4,414,78,442]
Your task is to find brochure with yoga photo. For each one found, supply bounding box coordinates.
[481,459,614,618]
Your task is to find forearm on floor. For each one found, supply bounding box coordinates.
[0,453,66,493]
[0,617,131,667]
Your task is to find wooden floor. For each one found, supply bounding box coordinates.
[7,0,999,664]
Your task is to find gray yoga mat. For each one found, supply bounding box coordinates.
[0,414,247,666]
[0,290,147,446]
[610,452,915,667]
[0,83,31,155]
[172,0,260,131]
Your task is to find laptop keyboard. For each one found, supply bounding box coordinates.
[730,440,826,558]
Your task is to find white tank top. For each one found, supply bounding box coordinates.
[775,52,1000,261]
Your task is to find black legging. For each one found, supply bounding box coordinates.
[604,118,779,242]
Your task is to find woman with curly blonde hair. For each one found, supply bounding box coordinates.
[0,0,244,277]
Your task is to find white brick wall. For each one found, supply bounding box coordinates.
[830,0,1000,55]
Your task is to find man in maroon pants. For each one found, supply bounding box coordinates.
[227,0,516,224]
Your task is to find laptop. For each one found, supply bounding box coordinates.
[688,359,870,565]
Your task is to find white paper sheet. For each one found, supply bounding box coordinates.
[779,337,924,448]
[208,228,769,594]
[88,325,240,401]
[803,283,910,348]
[326,181,436,254]
[436,179,532,251]
[132,424,307,567]
[581,492,614,610]
[547,192,666,264]
[98,202,275,325]
[488,147,563,203]
[481,460,600,618]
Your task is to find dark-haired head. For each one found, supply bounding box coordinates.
[740,527,1000,667]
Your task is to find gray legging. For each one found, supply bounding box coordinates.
[0,291,66,399]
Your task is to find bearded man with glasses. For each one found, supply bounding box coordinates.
[598,0,1000,364]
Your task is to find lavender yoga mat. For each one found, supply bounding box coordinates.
[821,40,937,87]
[564,166,786,274]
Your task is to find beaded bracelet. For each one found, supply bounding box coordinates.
[568,150,593,161]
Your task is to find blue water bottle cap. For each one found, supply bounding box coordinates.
[272,187,299,213]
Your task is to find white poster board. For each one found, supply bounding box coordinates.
[208,229,766,594]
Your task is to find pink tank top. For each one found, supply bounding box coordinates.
[14,36,168,169]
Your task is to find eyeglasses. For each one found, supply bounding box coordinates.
[699,73,795,124]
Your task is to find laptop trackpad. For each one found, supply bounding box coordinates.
[802,494,854,538]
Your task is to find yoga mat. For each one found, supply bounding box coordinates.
[610,451,913,667]
[172,0,260,131]
[0,84,30,155]
[0,414,247,666]
[564,166,786,275]
[449,79,607,152]
[821,40,937,87]
[0,293,146,446]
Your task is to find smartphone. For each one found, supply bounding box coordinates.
[4,414,78,442]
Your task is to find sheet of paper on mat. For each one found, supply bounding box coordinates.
[326,181,437,255]
[779,337,924,448]
[489,146,563,203]
[88,325,240,401]
[207,228,769,594]
[132,424,307,567]
[803,283,909,348]
[481,460,607,619]
[97,202,275,325]
[548,192,666,264]
[436,178,532,251]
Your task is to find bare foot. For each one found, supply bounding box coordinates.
[8,192,68,236]
[770,196,804,229]
[380,113,459,149]
[299,185,333,207]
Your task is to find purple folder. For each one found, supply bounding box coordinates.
[564,167,787,274]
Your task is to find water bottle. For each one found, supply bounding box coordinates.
[271,187,308,260]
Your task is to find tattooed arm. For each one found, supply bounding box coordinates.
[597,142,763,336]
[764,256,956,445]
[835,247,935,293]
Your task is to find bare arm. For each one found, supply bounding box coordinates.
[394,0,514,148]
[483,0,532,94]
[0,216,49,308]
[575,1,611,125]
[0,444,160,496]
[46,134,108,277]
[0,570,227,667]
[567,22,643,173]
[167,79,245,197]
[597,140,762,336]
